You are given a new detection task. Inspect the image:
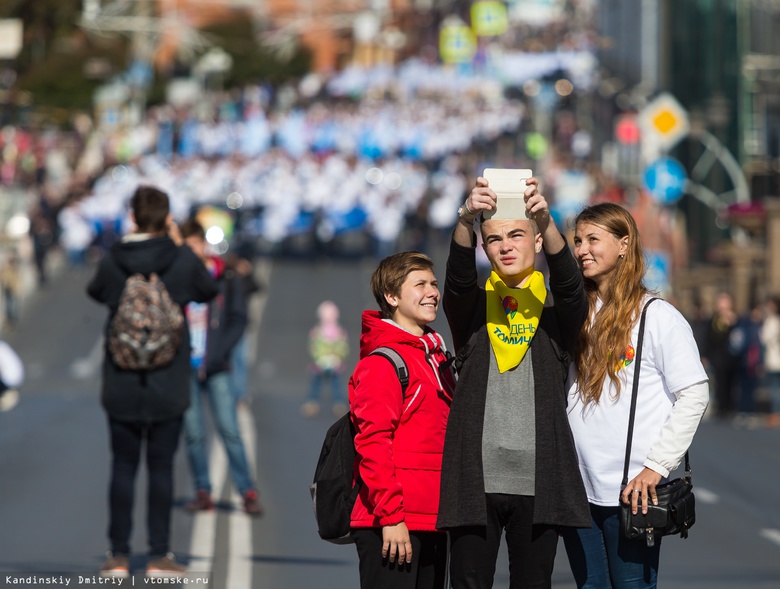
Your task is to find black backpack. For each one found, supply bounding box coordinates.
[309,346,409,544]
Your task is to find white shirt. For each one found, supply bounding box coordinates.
[760,314,780,373]
[566,297,709,506]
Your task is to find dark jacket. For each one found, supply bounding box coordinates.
[437,236,591,530]
[87,236,218,423]
[190,258,248,379]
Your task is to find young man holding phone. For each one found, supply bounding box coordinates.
[437,172,590,588]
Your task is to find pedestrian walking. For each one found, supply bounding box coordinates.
[29,205,55,287]
[350,251,455,589]
[438,175,590,589]
[702,291,739,419]
[179,219,263,516]
[87,186,218,579]
[562,202,709,588]
[732,302,764,427]
[0,252,23,329]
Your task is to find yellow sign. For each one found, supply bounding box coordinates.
[471,1,508,37]
[440,24,477,64]
[639,93,690,150]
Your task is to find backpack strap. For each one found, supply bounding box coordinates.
[369,346,409,399]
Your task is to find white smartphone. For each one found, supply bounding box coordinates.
[481,168,533,220]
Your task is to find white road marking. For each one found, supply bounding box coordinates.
[226,405,257,589]
[69,336,104,379]
[760,529,780,547]
[693,486,719,504]
[188,438,228,575]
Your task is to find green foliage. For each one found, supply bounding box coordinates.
[16,40,129,112]
[201,18,312,86]
[2,0,85,75]
[3,0,127,118]
[3,3,312,120]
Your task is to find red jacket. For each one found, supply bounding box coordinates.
[349,310,455,531]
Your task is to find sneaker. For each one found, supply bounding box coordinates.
[185,489,214,512]
[99,552,130,579]
[332,402,349,417]
[0,389,19,412]
[242,489,264,517]
[300,400,320,417]
[146,553,186,578]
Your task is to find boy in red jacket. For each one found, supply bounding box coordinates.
[349,251,455,589]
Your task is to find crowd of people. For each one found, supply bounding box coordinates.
[0,43,611,272]
[60,83,522,260]
[1,59,534,267]
[694,291,780,428]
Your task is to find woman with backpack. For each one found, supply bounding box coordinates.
[349,251,456,589]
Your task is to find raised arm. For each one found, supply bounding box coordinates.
[523,177,565,254]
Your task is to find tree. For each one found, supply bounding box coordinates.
[199,17,312,87]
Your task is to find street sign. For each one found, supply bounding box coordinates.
[615,114,640,145]
[639,93,689,151]
[644,157,687,205]
[440,21,477,64]
[645,251,670,295]
[471,1,508,37]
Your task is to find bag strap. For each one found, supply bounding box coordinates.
[620,297,693,490]
[621,297,691,489]
[369,346,410,399]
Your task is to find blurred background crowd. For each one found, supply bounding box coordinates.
[1,0,780,424]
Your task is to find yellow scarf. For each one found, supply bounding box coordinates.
[486,270,547,373]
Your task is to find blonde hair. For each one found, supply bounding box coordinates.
[575,203,651,405]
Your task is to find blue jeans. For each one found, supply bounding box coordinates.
[183,370,255,495]
[230,335,249,403]
[562,504,660,589]
[307,369,345,404]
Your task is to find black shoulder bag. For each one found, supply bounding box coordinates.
[619,297,696,547]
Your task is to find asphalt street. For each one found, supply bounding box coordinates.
[0,244,779,588]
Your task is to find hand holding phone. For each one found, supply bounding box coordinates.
[481,168,533,221]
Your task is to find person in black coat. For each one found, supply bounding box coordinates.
[87,186,218,579]
[701,291,739,419]
[438,176,589,589]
